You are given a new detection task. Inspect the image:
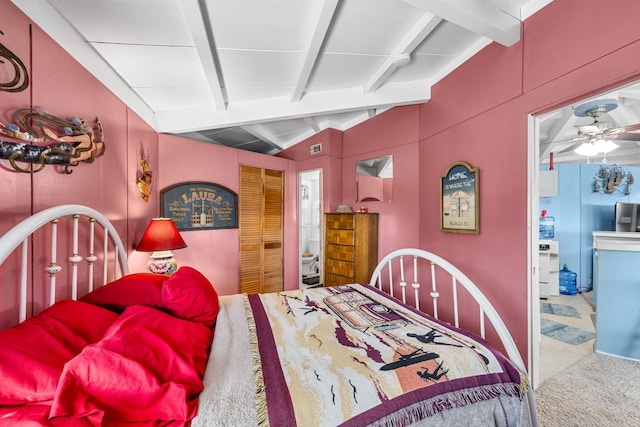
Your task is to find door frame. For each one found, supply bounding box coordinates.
[527,113,542,389]
[298,168,323,288]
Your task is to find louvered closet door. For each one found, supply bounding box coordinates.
[262,169,283,293]
[239,165,283,294]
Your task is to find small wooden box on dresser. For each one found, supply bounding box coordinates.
[324,212,379,287]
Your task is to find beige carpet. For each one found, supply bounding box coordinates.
[534,352,640,426]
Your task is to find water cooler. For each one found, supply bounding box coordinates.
[539,240,559,297]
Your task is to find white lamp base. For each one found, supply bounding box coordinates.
[147,250,178,275]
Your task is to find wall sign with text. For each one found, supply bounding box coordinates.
[160,182,238,230]
[440,162,479,234]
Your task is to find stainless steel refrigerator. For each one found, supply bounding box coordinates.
[615,202,640,232]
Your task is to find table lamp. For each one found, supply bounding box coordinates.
[136,218,187,275]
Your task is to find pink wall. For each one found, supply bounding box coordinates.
[522,0,640,94]
[279,110,422,262]
[0,3,32,329]
[357,174,383,202]
[126,110,162,272]
[157,135,296,295]
[278,128,345,213]
[418,0,640,359]
[341,106,421,255]
[0,1,158,328]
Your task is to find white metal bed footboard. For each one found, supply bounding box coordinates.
[0,205,129,326]
[369,247,537,425]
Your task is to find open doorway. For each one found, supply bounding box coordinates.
[299,169,323,288]
[529,80,640,388]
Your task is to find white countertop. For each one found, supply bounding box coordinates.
[593,231,640,251]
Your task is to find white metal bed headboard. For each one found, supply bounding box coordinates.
[369,248,525,374]
[0,204,129,323]
[369,248,537,425]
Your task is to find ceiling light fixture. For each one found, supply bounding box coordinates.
[595,138,619,153]
[574,142,598,157]
[574,138,619,157]
[393,54,411,67]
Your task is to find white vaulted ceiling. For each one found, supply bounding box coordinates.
[12,0,552,154]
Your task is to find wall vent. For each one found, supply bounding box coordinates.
[310,143,322,154]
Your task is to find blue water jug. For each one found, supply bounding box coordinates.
[539,210,554,239]
[559,264,577,295]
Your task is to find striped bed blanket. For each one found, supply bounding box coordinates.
[194,284,531,427]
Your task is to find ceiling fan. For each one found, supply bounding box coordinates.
[557,99,640,156]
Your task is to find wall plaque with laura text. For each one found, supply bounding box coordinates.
[160,181,238,230]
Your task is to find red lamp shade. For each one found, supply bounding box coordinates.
[137,218,187,252]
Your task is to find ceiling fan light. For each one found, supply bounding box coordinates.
[595,138,618,153]
[574,142,599,157]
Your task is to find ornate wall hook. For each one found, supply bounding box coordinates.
[0,107,105,174]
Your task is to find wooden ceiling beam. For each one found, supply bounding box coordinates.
[401,0,522,46]
[181,0,226,111]
[290,0,340,103]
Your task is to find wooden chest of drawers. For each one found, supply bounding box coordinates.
[324,212,378,287]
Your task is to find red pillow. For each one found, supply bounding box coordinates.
[162,266,219,328]
[0,300,118,405]
[81,273,168,313]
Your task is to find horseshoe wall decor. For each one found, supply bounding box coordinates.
[0,30,29,93]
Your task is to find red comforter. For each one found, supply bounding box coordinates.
[0,302,213,426]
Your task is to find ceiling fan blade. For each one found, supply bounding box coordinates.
[623,123,640,132]
[550,134,588,144]
[613,132,640,141]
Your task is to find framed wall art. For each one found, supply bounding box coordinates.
[160,181,238,230]
[440,162,479,234]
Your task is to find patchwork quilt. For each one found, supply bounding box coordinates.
[243,284,528,427]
